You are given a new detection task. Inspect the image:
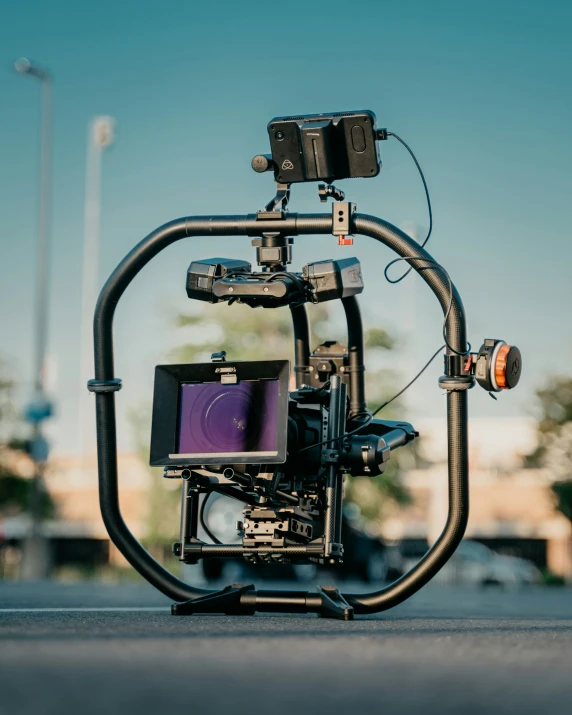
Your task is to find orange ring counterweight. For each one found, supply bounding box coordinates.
[494,344,511,389]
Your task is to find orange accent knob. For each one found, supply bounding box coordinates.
[338,236,353,246]
[495,344,511,389]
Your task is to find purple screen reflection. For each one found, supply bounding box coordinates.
[177,380,279,455]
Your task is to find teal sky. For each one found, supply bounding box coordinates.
[1,0,571,454]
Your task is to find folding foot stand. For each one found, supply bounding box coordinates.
[172,585,354,621]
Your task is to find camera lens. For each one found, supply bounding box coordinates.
[177,381,279,455]
[275,131,285,140]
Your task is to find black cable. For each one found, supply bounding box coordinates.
[371,344,445,417]
[384,131,432,283]
[265,271,308,307]
[386,256,470,357]
[213,484,258,506]
[297,346,449,455]
[223,270,308,308]
[265,271,307,294]
[296,343,461,453]
[199,491,222,545]
[372,133,467,410]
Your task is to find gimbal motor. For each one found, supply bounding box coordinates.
[89,109,521,620]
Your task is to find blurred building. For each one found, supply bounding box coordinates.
[2,417,570,579]
[0,453,151,572]
[382,418,572,577]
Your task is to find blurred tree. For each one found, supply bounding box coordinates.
[129,407,179,548]
[172,303,327,364]
[552,479,572,524]
[0,361,14,439]
[0,360,53,518]
[528,377,572,460]
[172,302,397,406]
[527,377,572,529]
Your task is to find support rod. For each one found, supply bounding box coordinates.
[179,479,198,559]
[323,375,346,559]
[290,303,311,388]
[186,544,324,557]
[341,295,366,416]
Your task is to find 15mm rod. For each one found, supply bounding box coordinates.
[323,375,346,560]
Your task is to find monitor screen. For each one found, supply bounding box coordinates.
[175,379,280,458]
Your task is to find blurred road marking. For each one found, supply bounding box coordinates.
[0,607,169,613]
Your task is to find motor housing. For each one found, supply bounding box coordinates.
[474,339,522,392]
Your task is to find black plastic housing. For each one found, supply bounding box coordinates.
[474,339,522,392]
[186,258,251,303]
[308,341,350,391]
[303,257,364,303]
[267,111,381,184]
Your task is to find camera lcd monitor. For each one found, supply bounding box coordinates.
[150,360,289,467]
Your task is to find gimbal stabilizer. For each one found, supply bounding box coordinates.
[89,111,521,619]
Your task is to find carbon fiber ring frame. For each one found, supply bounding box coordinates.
[92,212,469,612]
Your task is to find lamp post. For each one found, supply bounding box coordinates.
[14,58,54,579]
[78,116,115,459]
[14,58,53,404]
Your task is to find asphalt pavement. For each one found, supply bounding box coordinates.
[1,580,571,715]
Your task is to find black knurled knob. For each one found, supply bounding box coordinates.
[251,154,275,173]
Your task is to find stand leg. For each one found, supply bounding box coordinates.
[171,584,256,616]
[316,586,354,621]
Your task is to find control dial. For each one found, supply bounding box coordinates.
[474,339,522,392]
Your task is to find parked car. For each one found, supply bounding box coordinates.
[402,539,540,587]
[326,518,389,583]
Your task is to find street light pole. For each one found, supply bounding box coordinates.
[79,117,115,460]
[14,58,54,579]
[15,58,53,401]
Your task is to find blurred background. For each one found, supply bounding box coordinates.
[1,0,571,588]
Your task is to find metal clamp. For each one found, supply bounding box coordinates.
[339,364,365,373]
[322,448,340,465]
[263,183,291,213]
[438,375,474,392]
[332,201,356,245]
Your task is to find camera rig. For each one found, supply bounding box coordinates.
[89,110,522,620]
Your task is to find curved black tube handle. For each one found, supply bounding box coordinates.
[345,215,469,614]
[92,212,469,611]
[290,303,311,389]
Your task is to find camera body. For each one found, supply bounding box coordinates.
[266,110,381,184]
